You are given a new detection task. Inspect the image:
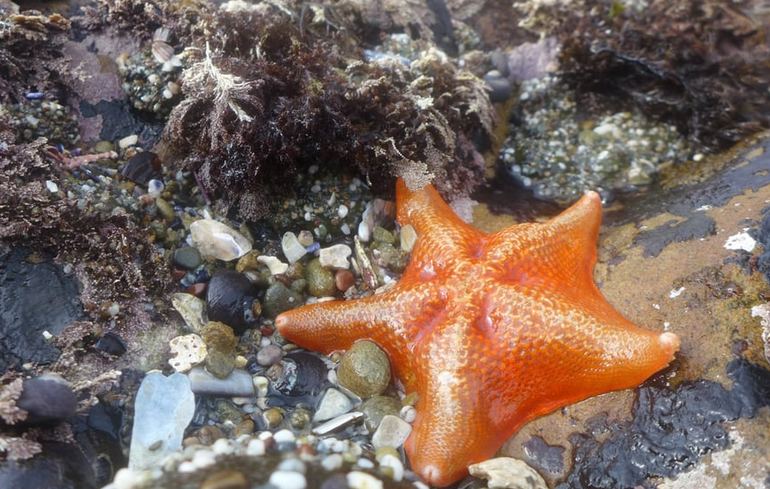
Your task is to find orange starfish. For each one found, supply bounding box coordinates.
[276,178,680,486]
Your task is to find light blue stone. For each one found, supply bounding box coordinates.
[128,371,195,469]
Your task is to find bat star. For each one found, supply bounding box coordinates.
[277,178,680,486]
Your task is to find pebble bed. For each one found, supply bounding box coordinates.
[67,129,431,488]
[499,75,695,204]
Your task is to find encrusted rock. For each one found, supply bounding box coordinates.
[168,334,207,372]
[201,321,237,379]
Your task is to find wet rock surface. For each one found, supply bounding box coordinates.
[0,248,83,371]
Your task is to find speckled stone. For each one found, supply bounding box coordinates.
[337,340,391,398]
[306,258,336,297]
[361,395,401,432]
[263,282,304,318]
[201,321,237,379]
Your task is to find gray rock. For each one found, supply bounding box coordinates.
[173,247,201,270]
[313,388,353,422]
[129,372,195,470]
[188,367,255,397]
[371,415,412,449]
[257,344,284,367]
[361,395,401,432]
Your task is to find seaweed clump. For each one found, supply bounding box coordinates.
[162,3,494,221]
[0,11,72,103]
[559,0,770,151]
[0,117,171,338]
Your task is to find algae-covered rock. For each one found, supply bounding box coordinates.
[337,340,391,398]
[201,321,237,379]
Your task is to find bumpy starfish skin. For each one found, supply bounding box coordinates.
[276,178,680,487]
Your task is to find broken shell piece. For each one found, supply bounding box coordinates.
[171,293,207,333]
[190,219,252,261]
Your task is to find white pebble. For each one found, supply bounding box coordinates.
[246,438,266,456]
[379,454,404,482]
[190,219,252,261]
[319,244,352,269]
[282,232,307,264]
[118,134,139,149]
[269,471,307,489]
[273,429,296,443]
[167,334,207,373]
[321,454,343,471]
[399,405,416,423]
[253,376,269,397]
[191,449,215,469]
[45,180,59,193]
[212,438,234,455]
[257,255,289,275]
[338,204,349,218]
[347,471,384,489]
[356,458,375,469]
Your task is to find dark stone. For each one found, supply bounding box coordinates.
[522,435,565,477]
[558,359,770,489]
[94,332,127,356]
[120,152,161,185]
[206,270,258,334]
[173,247,202,270]
[268,352,329,407]
[79,99,163,147]
[0,442,97,489]
[0,248,83,372]
[16,374,78,425]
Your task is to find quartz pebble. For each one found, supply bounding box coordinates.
[257,255,289,275]
[168,334,207,372]
[399,224,417,252]
[171,293,206,333]
[377,453,404,482]
[321,453,344,471]
[319,244,352,270]
[190,219,252,261]
[188,367,255,397]
[362,395,401,432]
[282,232,308,264]
[128,372,195,470]
[371,415,412,449]
[313,388,353,422]
[468,457,547,489]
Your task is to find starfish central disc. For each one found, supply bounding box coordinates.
[276,178,680,486]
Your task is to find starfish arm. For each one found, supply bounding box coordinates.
[482,284,679,430]
[275,283,446,366]
[395,178,485,265]
[486,191,603,293]
[404,312,501,487]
